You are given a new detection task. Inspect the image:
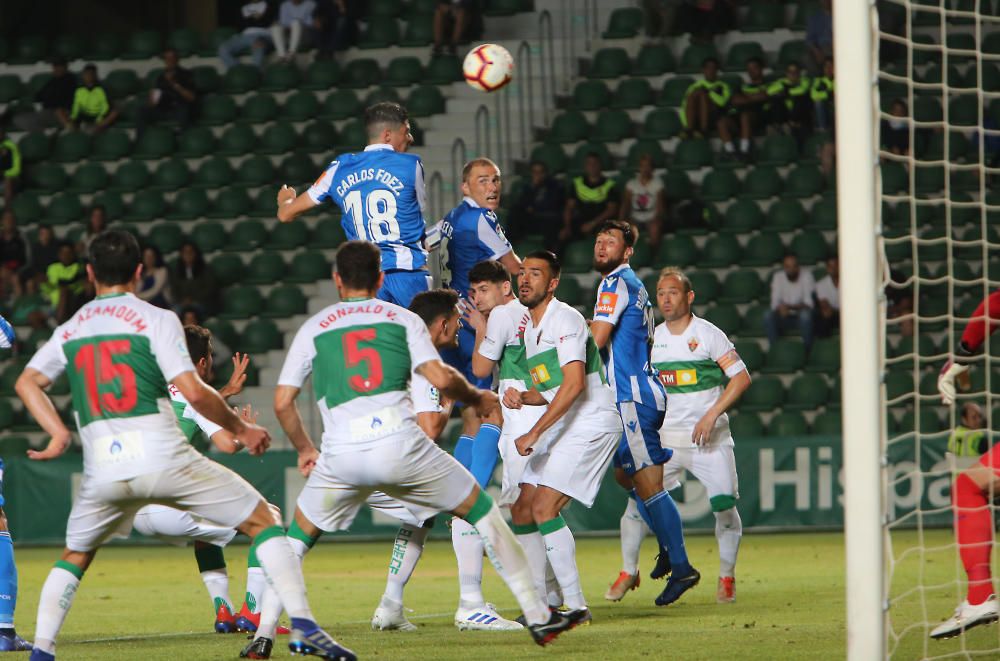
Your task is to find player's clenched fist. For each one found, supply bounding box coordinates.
[238,423,272,456]
[503,387,523,410]
[277,184,296,208]
[473,389,500,419]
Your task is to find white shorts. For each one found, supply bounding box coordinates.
[297,431,476,533]
[66,454,261,553]
[133,504,239,548]
[365,491,427,528]
[498,431,532,507]
[662,443,740,507]
[520,430,619,508]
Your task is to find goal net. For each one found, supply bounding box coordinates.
[873,0,1000,657]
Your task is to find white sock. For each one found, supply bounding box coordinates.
[254,535,314,622]
[451,518,485,608]
[254,533,311,641]
[620,498,649,576]
[244,567,266,614]
[740,138,750,151]
[468,504,549,625]
[715,508,743,578]
[724,141,736,153]
[544,561,562,608]
[515,530,549,603]
[201,569,232,611]
[33,565,82,655]
[383,524,428,604]
[541,520,586,610]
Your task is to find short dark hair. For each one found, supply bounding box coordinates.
[703,56,720,68]
[747,56,764,68]
[524,250,561,279]
[468,259,509,286]
[184,325,212,363]
[89,230,141,285]
[529,160,548,171]
[409,289,459,327]
[597,220,638,247]
[364,102,409,137]
[585,151,602,162]
[334,240,382,291]
[83,63,97,74]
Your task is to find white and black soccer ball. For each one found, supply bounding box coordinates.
[463,44,514,93]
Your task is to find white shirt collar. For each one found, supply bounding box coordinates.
[364,143,395,152]
[463,195,480,208]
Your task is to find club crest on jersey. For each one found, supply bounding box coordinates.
[596,292,618,315]
[688,337,699,352]
[529,364,551,384]
[659,369,698,387]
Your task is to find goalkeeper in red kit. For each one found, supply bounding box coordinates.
[932,290,1000,639]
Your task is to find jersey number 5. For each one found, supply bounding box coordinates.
[74,339,138,417]
[344,189,401,242]
[343,329,384,392]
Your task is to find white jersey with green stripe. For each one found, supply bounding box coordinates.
[26,292,198,483]
[168,383,222,452]
[477,298,544,432]
[522,298,621,433]
[278,297,440,455]
[652,315,747,447]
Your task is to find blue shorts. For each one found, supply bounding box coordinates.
[613,401,672,475]
[439,323,493,391]
[376,270,433,308]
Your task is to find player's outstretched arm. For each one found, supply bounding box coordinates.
[692,369,751,445]
[274,384,320,475]
[416,359,499,419]
[208,404,258,454]
[276,184,318,223]
[218,352,250,400]
[174,371,270,455]
[514,360,585,456]
[15,368,72,460]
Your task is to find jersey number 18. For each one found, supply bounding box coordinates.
[344,189,401,242]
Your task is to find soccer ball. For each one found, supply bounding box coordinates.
[463,44,514,93]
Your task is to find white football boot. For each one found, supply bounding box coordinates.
[454,603,524,631]
[371,598,418,632]
[930,595,999,639]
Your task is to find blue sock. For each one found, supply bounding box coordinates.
[0,531,16,628]
[633,490,669,560]
[454,435,474,469]
[290,616,318,633]
[469,424,501,487]
[641,490,691,574]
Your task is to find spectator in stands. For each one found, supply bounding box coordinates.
[947,403,989,467]
[136,48,197,136]
[78,204,108,260]
[811,57,835,133]
[313,0,360,57]
[510,160,565,254]
[881,99,910,156]
[219,0,276,70]
[179,306,204,327]
[561,152,619,245]
[678,0,736,43]
[814,254,839,338]
[23,224,58,294]
[768,62,813,142]
[271,0,317,61]
[13,56,75,132]
[806,0,834,73]
[731,56,770,161]
[43,241,87,323]
[70,64,119,134]
[0,210,27,302]
[170,241,220,318]
[434,0,474,56]
[643,0,678,39]
[765,252,816,352]
[682,58,738,159]
[620,153,665,252]
[0,127,19,207]
[136,245,171,309]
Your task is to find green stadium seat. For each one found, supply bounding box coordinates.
[529,144,568,174]
[11,193,44,224]
[562,240,594,273]
[243,92,279,123]
[102,69,139,100]
[590,48,631,78]
[214,124,255,157]
[166,27,200,57]
[629,240,652,270]
[743,231,786,267]
[718,268,764,303]
[52,132,91,163]
[688,271,721,300]
[672,139,713,170]
[703,303,741,333]
[739,375,785,411]
[269,220,309,250]
[199,94,238,126]
[0,75,23,104]
[896,409,943,435]
[806,196,837,230]
[225,219,268,252]
[913,97,942,123]
[725,41,765,70]
[678,43,718,74]
[812,410,842,434]
[364,86,401,107]
[806,338,841,372]
[761,338,806,373]
[733,340,764,372]
[48,193,83,225]
[570,143,613,172]
[279,154,316,184]
[626,139,665,169]
[220,286,264,321]
[384,57,424,86]
[193,157,235,189]
[151,158,191,191]
[68,164,109,194]
[408,86,445,118]
[224,65,261,94]
[134,127,176,160]
[245,253,287,285]
[312,219,347,248]
[170,126,213,159]
[729,412,764,437]
[189,66,221,95]
[302,59,341,90]
[634,44,676,76]
[28,164,67,192]
[425,55,462,84]
[122,30,162,60]
[785,166,825,198]
[285,91,321,122]
[556,277,585,306]
[167,189,210,221]
[262,285,308,318]
[603,7,643,38]
[659,77,694,107]
[547,111,590,144]
[210,188,252,219]
[642,108,682,139]
[769,411,808,436]
[758,134,798,166]
[790,229,830,264]
[211,255,245,288]
[301,121,339,153]
[192,222,229,253]
[286,251,331,283]
[369,0,404,17]
[238,156,276,187]
[790,1,819,29]
[10,35,48,64]
[484,0,522,16]
[572,80,610,110]
[700,170,740,201]
[663,170,692,200]
[777,40,809,68]
[697,235,741,269]
[337,119,368,151]
[612,78,653,110]
[111,161,150,193]
[741,166,782,199]
[744,1,783,31]
[400,15,434,47]
[147,224,184,254]
[18,132,51,163]
[52,34,85,60]
[260,63,301,92]
[593,109,632,143]
[880,161,907,195]
[260,122,300,155]
[358,20,400,48]
[86,32,123,60]
[341,58,382,88]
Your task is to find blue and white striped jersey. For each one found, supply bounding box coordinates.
[592,264,665,409]
[438,197,512,295]
[307,144,428,271]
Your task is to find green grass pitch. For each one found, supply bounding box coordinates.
[7,529,996,659]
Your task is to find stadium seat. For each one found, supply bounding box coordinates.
[659,77,694,107]
[337,119,368,151]
[280,154,318,185]
[593,109,632,143]
[174,126,216,158]
[151,158,191,191]
[213,124,254,157]
[134,126,176,160]
[48,193,83,225]
[672,139,713,170]
[224,64,261,94]
[718,269,764,303]
[743,231,786,267]
[358,20,400,48]
[245,253,287,285]
[572,80,610,110]
[408,86,445,117]
[233,156,275,188]
[192,222,229,254]
[570,143,613,172]
[103,69,139,100]
[238,318,284,353]
[777,40,809,68]
[269,219,309,250]
[309,220,345,249]
[263,285,309,318]
[612,78,654,110]
[812,410,842,434]
[729,412,764,437]
[165,27,199,57]
[0,75,21,104]
[52,33,85,61]
[226,219,268,252]
[733,340,763,372]
[211,255,245,288]
[11,193,44,225]
[400,15,434,47]
[384,57,424,87]
[626,139,665,169]
[547,111,590,144]
[188,66,221,95]
[700,170,740,202]
[589,48,631,78]
[663,170,693,200]
[10,35,47,64]
[211,188,252,219]
[321,89,362,120]
[260,63,301,92]
[18,132,51,163]
[725,41,765,70]
[122,30,162,59]
[283,91,319,122]
[739,375,785,411]
[737,303,767,335]
[364,86,401,107]
[286,251,331,283]
[688,271,721,300]
[200,94,238,126]
[769,412,808,436]
[425,55,462,84]
[193,157,235,190]
[805,196,837,230]
[68,164,109,194]
[758,134,798,166]
[634,44,676,76]
[562,240,594,273]
[147,224,184,254]
[243,92,279,123]
[341,58,382,88]
[629,240,653,270]
[602,7,643,38]
[741,166,782,199]
[28,164,67,192]
[678,43,718,74]
[701,235,744,269]
[529,144,568,174]
[167,189,210,221]
[913,97,942,122]
[369,0,404,17]
[703,303,741,333]
[111,161,150,193]
[761,339,806,373]
[85,32,123,60]
[220,285,263,320]
[556,277,585,306]
[642,108,682,139]
[656,234,698,266]
[298,60,340,92]
[52,132,91,163]
[790,229,830,264]
[785,166,825,198]
[880,160,907,195]
[260,122,300,155]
